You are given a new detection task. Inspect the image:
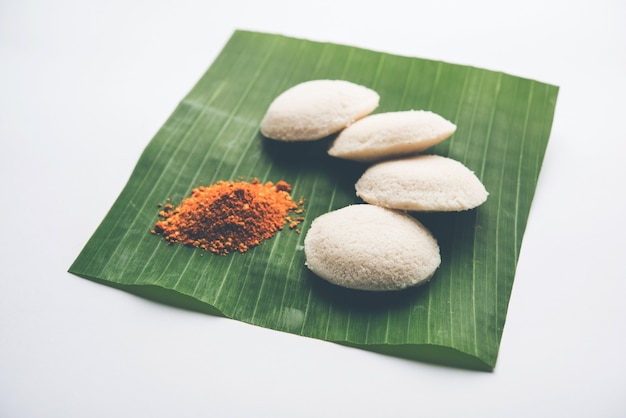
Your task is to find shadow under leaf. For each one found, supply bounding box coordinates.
[77,274,226,318]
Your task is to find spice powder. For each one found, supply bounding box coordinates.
[151,179,304,255]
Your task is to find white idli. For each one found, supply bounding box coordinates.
[328,110,457,162]
[260,80,379,141]
[304,204,440,291]
[355,155,488,211]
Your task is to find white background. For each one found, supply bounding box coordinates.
[2,0,625,417]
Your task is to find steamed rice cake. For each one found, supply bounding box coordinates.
[355,155,488,211]
[304,204,440,291]
[328,110,456,162]
[260,80,379,141]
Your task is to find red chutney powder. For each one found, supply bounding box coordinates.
[151,179,304,255]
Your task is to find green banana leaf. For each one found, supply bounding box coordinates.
[69,30,559,371]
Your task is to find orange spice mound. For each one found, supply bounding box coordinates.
[151,179,304,255]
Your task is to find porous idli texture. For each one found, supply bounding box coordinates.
[328,110,456,162]
[355,155,488,211]
[304,204,440,291]
[260,80,379,141]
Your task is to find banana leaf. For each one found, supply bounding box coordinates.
[69,30,559,371]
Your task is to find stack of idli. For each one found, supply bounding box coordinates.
[260,80,489,291]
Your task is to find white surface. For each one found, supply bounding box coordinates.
[1,0,625,417]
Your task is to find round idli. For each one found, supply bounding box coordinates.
[304,204,440,291]
[355,155,488,211]
[260,80,379,141]
[328,110,457,162]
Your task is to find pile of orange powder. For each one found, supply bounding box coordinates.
[151,179,304,255]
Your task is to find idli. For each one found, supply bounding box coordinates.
[304,204,440,291]
[355,155,488,211]
[260,80,379,141]
[328,110,456,162]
